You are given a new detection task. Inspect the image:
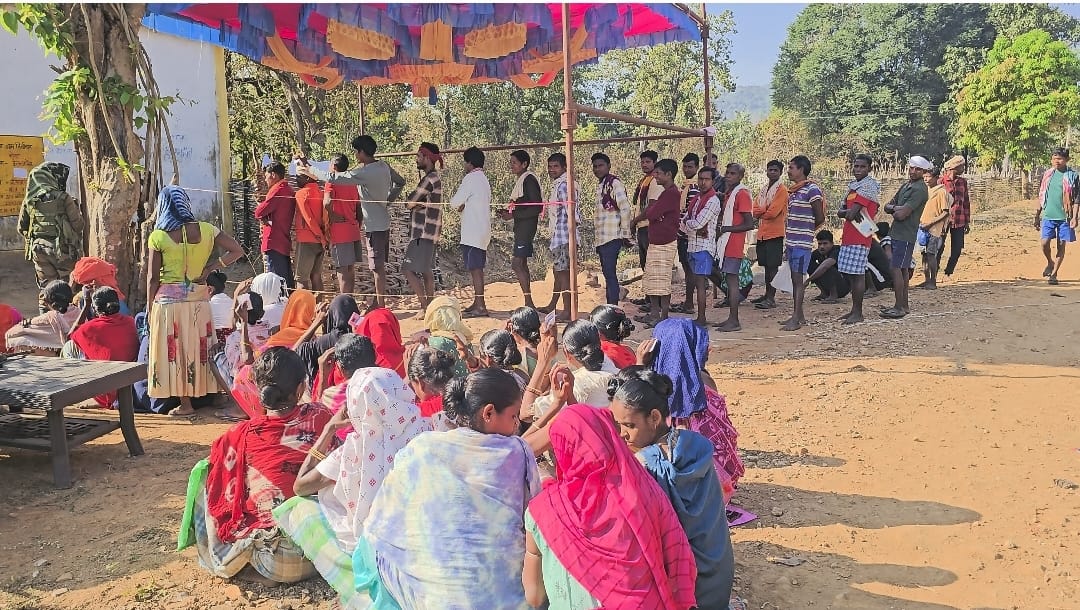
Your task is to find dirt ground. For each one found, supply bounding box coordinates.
[2,199,1079,610]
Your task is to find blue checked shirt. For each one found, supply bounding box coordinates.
[548,174,581,250]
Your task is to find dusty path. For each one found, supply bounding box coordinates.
[1,200,1079,610]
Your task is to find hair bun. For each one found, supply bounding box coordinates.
[638,369,673,398]
[260,384,284,406]
[442,377,468,422]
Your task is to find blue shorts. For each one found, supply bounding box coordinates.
[890,239,916,269]
[786,246,812,275]
[461,244,487,270]
[1041,218,1076,243]
[688,250,713,276]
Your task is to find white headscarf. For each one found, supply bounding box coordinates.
[251,272,285,306]
[317,367,431,551]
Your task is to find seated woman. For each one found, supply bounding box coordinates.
[422,296,474,378]
[354,306,406,377]
[273,368,431,607]
[214,286,266,389]
[648,317,744,503]
[590,304,636,368]
[206,270,234,344]
[251,272,287,331]
[350,369,540,609]
[523,404,698,610]
[178,347,334,584]
[313,334,377,421]
[0,303,23,353]
[608,367,735,609]
[295,294,361,388]
[230,289,316,419]
[478,329,529,389]
[524,320,617,422]
[5,280,79,355]
[506,306,541,376]
[405,346,457,419]
[62,287,139,407]
[70,256,131,315]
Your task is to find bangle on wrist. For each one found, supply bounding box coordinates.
[308,448,326,461]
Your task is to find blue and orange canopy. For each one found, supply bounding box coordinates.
[144,3,700,94]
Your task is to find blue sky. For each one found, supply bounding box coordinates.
[720,3,1080,88]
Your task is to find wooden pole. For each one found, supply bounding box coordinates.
[357,83,366,135]
[701,3,713,158]
[562,3,580,320]
[575,104,705,135]
[375,132,703,159]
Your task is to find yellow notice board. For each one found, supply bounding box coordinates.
[0,135,46,217]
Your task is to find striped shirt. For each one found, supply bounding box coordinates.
[785,180,823,250]
[549,174,581,251]
[408,170,443,242]
[594,174,632,246]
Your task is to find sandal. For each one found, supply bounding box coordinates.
[1048,276,1060,286]
[879,308,907,319]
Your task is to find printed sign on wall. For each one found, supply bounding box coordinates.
[0,135,46,217]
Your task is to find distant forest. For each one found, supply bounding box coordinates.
[717,85,772,122]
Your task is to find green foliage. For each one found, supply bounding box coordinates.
[772,3,1080,159]
[580,12,735,137]
[2,3,177,178]
[955,29,1080,170]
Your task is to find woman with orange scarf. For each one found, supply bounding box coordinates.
[228,289,316,420]
[524,404,698,609]
[70,256,130,314]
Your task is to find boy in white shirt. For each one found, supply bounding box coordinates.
[452,146,493,317]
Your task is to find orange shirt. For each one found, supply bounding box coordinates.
[753,181,789,241]
[294,182,326,245]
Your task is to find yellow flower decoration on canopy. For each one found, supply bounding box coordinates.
[389,62,476,96]
[262,32,342,88]
[419,19,453,62]
[326,20,396,60]
[522,28,595,74]
[463,22,527,59]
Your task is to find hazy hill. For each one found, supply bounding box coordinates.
[716,85,772,122]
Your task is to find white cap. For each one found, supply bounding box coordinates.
[907,155,933,171]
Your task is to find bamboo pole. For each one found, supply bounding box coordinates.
[357,84,366,136]
[575,104,705,135]
[701,3,713,158]
[375,132,703,159]
[562,3,580,319]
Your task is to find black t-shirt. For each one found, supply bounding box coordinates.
[512,174,542,244]
[810,245,841,271]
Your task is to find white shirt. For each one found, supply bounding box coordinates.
[261,302,285,330]
[209,293,233,330]
[452,169,492,250]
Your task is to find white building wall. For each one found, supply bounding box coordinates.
[0,27,228,250]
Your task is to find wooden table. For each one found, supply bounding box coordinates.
[0,356,146,488]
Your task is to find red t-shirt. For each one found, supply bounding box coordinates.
[293,182,325,244]
[645,184,682,245]
[841,191,879,247]
[324,182,363,244]
[724,188,754,258]
[254,181,296,255]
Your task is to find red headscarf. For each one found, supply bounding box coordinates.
[71,257,125,300]
[418,145,444,169]
[529,405,698,609]
[206,403,333,543]
[0,304,22,352]
[354,306,405,377]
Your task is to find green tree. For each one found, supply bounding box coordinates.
[772,3,1080,160]
[2,3,178,301]
[580,12,735,137]
[955,29,1080,195]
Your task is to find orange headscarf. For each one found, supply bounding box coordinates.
[71,257,125,300]
[264,289,316,349]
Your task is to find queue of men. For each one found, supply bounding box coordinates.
[263,135,1080,331]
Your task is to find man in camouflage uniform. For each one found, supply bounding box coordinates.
[18,162,85,289]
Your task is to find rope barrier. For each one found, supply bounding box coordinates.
[183,185,571,207]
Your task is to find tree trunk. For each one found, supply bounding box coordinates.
[67,3,147,305]
[273,71,324,157]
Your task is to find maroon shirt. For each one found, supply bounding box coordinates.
[645,184,681,245]
[254,180,296,256]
